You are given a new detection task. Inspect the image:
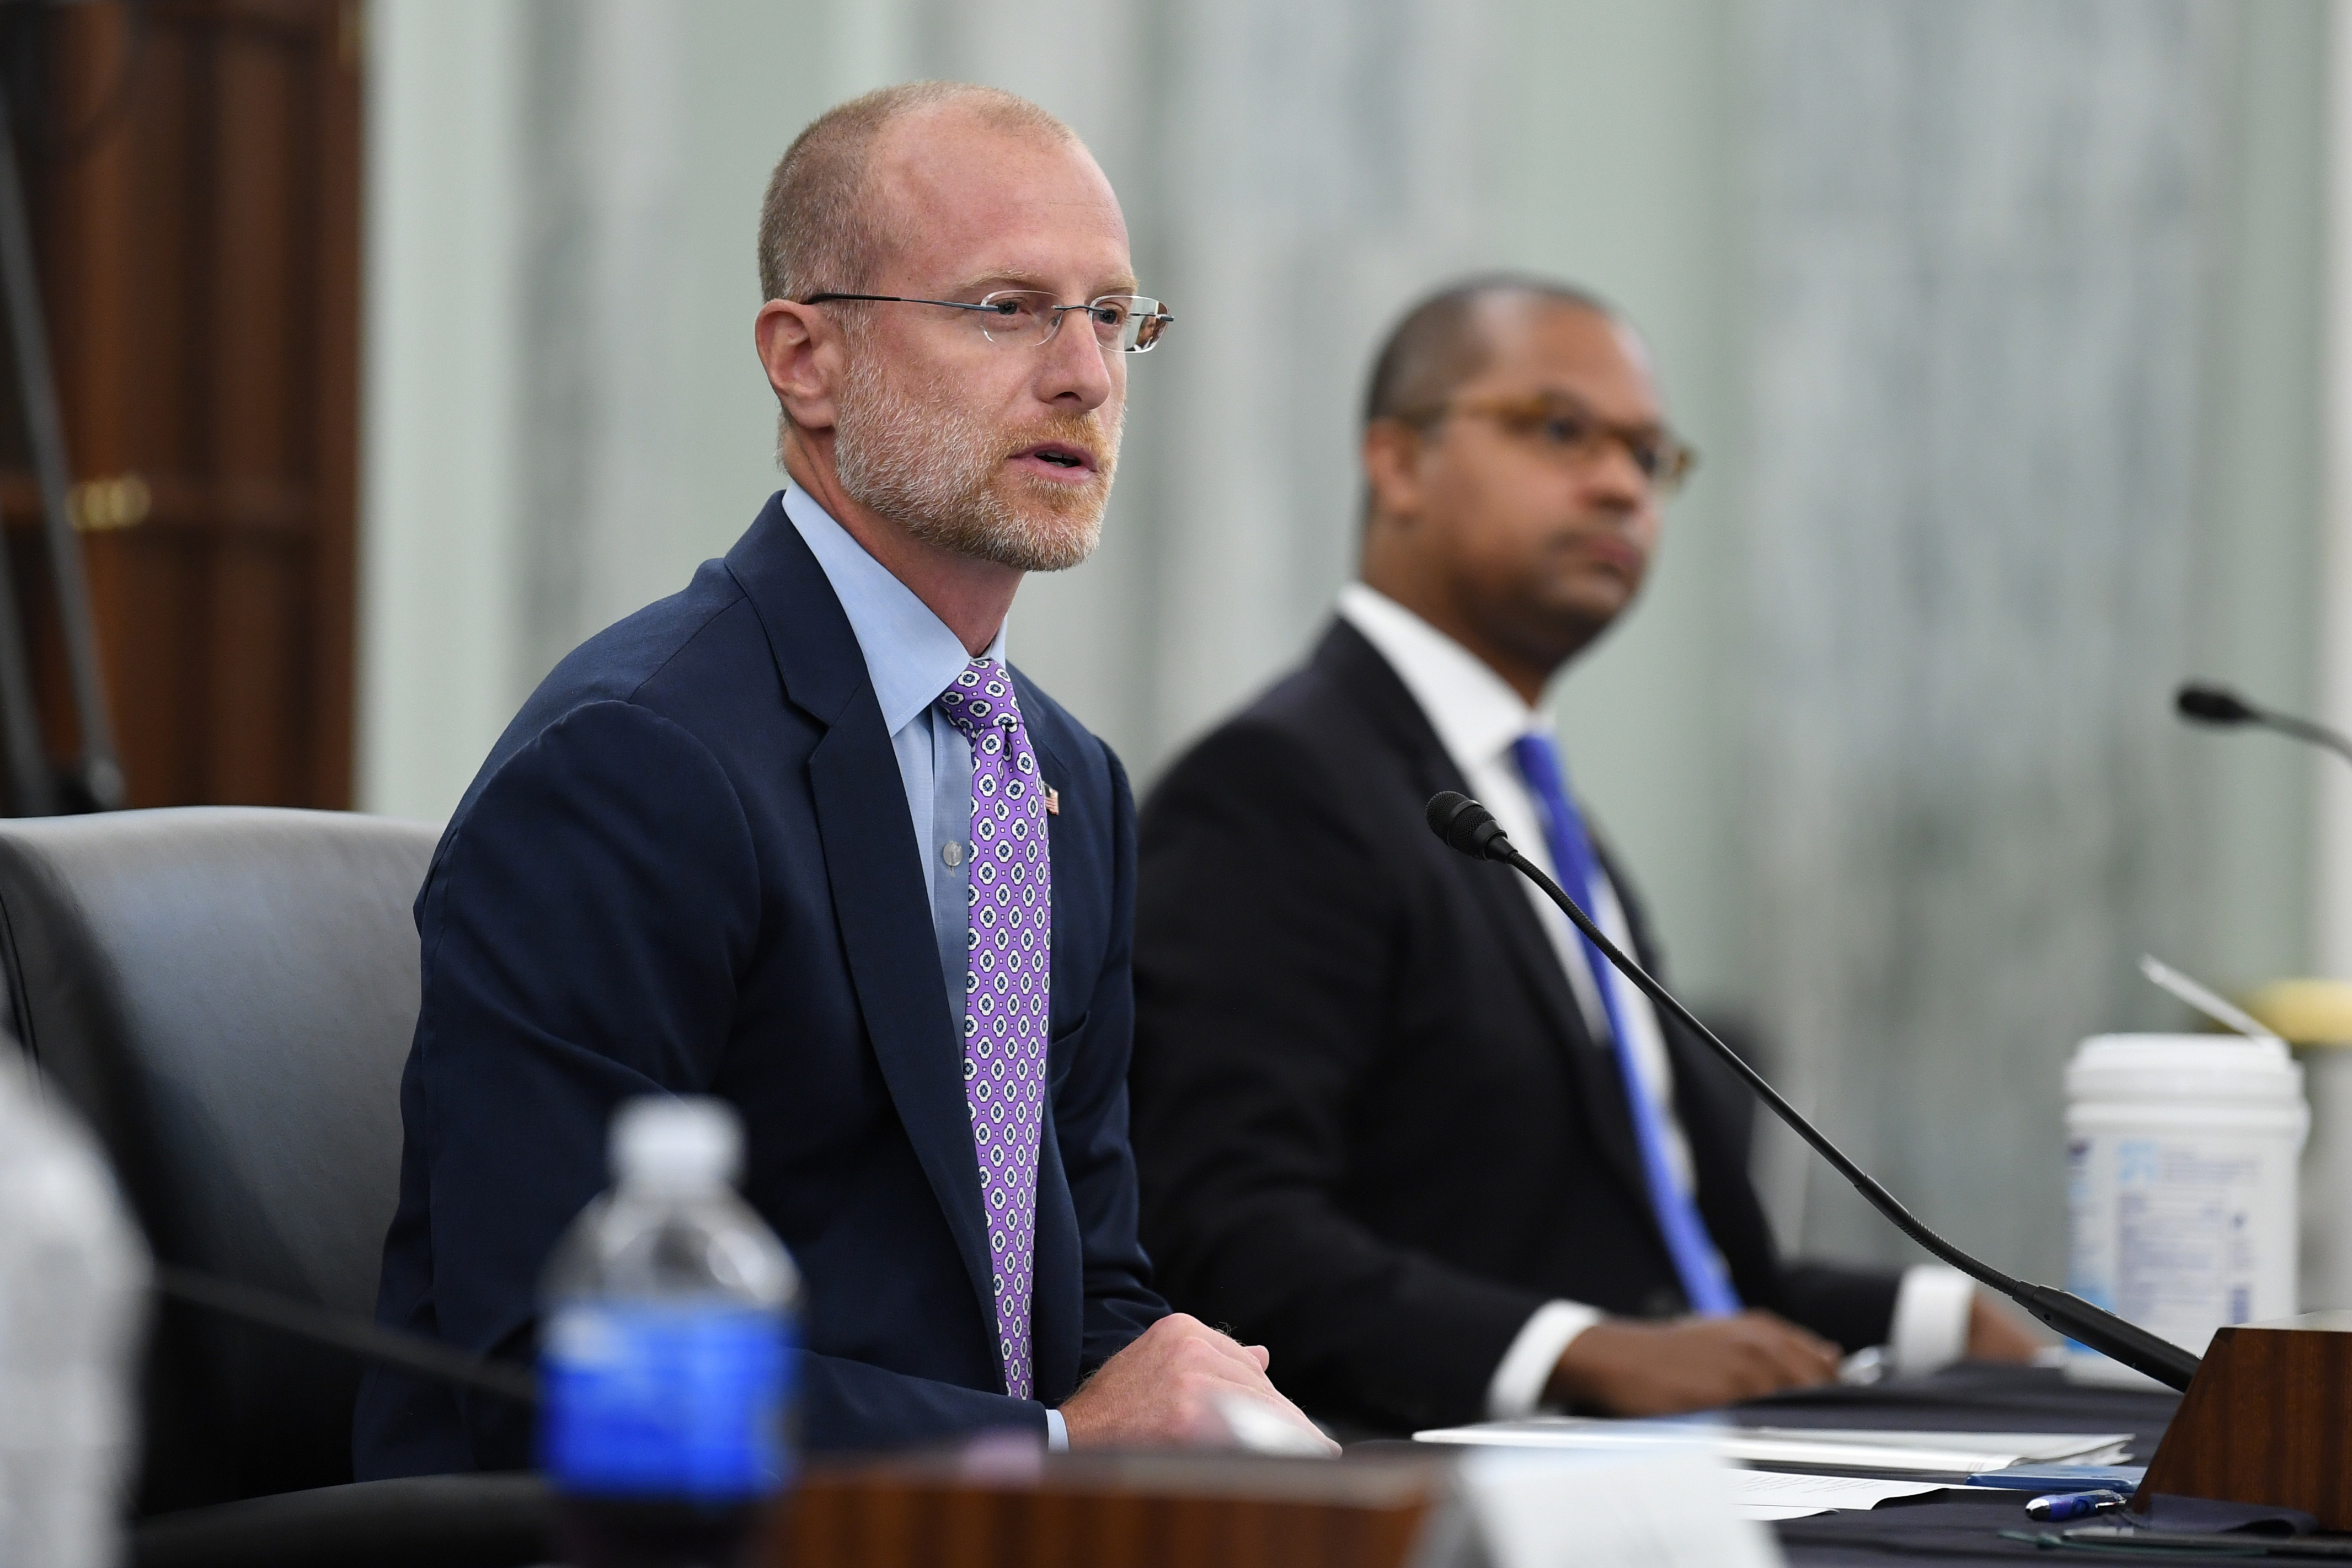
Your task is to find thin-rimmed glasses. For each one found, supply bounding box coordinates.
[800,290,1174,353]
[1403,392,1698,495]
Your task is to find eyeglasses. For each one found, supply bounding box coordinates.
[800,290,1175,353]
[1402,393,1698,495]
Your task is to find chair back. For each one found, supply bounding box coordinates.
[0,806,439,1512]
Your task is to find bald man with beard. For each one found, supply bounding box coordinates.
[355,82,1329,1474]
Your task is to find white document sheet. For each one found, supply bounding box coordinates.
[1743,1429,2133,1467]
[1454,1447,1784,1567]
[1414,1419,2131,1474]
[1729,1470,1954,1521]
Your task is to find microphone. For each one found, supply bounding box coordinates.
[1424,790,2203,1392]
[2175,681,2352,769]
[154,1264,538,1404]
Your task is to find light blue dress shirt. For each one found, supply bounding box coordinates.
[783,485,999,1010]
[779,487,1071,1448]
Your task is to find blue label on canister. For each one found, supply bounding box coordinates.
[540,1303,797,1498]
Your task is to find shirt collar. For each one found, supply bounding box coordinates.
[782,484,1009,736]
[1335,582,1541,770]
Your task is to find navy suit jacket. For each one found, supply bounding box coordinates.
[354,494,1164,1475]
[1132,621,1899,1432]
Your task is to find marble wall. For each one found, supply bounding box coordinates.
[511,0,689,688]
[1741,0,2227,1269]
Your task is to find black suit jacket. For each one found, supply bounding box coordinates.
[355,494,1163,1476]
[1130,619,1896,1432]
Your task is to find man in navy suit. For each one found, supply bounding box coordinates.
[355,81,1329,1474]
[1130,279,2039,1435]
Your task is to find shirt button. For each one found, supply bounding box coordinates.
[942,841,965,868]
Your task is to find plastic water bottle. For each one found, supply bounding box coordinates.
[541,1097,801,1568]
[0,1048,148,1568]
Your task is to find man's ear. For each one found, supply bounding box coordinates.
[1361,419,1425,525]
[755,299,841,433]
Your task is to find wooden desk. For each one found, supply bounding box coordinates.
[773,1448,1455,1568]
[2139,1311,2352,1529]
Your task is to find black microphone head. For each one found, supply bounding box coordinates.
[1426,791,1512,861]
[2177,682,2259,726]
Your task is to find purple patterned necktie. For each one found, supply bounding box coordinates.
[937,659,1052,1400]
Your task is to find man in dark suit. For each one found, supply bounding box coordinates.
[1130,277,2037,1435]
[355,81,1329,1475]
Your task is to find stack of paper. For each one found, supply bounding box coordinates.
[1729,1470,1957,1522]
[1414,1419,2130,1475]
[1735,1428,2130,1472]
[1415,1420,2134,1519]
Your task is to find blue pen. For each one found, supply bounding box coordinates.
[2025,1490,2128,1523]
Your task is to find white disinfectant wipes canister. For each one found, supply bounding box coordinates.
[2065,1034,2307,1382]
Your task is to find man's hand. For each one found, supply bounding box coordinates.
[1058,1313,1339,1454]
[1964,1292,2044,1363]
[1545,1310,1841,1416]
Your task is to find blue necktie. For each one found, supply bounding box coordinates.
[1510,731,1741,1318]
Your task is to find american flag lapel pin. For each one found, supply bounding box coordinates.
[1045,786,1061,816]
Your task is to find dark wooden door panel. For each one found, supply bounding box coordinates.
[4,0,359,809]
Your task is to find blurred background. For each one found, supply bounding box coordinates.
[4,0,2341,1292]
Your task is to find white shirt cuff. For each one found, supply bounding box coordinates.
[1485,1300,1606,1419]
[1889,1264,1975,1377]
[1044,1406,1070,1451]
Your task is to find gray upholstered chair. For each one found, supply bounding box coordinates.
[0,807,548,1566]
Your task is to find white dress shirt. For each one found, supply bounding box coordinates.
[1335,584,1970,1416]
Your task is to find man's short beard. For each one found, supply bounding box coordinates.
[831,348,1120,573]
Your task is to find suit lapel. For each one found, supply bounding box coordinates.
[1015,686,1076,1030]
[1438,772,1657,1215]
[804,705,999,1357]
[1027,1096,1080,1403]
[1315,621,1656,1218]
[727,500,1000,1364]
